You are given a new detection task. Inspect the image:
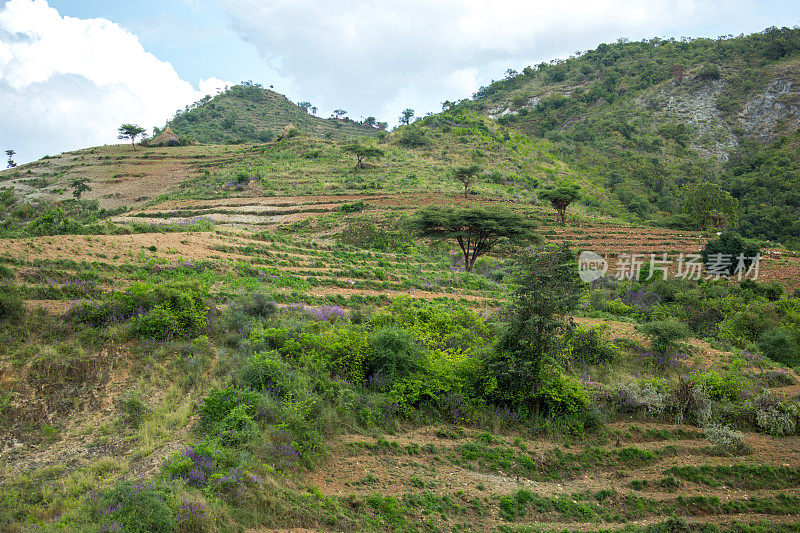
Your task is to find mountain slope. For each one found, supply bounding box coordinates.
[163,83,380,144]
[454,27,800,246]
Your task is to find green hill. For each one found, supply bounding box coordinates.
[162,82,380,144]
[447,27,800,247]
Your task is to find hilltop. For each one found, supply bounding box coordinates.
[162,82,381,144]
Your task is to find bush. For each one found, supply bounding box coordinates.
[238,351,289,396]
[397,127,428,148]
[607,381,666,414]
[118,391,149,429]
[639,319,691,369]
[239,292,277,318]
[70,281,212,339]
[702,232,760,278]
[365,327,425,383]
[199,385,258,430]
[758,327,800,366]
[755,398,798,436]
[569,326,619,364]
[95,482,175,533]
[704,424,749,455]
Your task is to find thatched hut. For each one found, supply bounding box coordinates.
[150,126,180,146]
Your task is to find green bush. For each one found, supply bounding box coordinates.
[199,385,258,430]
[569,326,619,364]
[70,281,212,339]
[365,327,425,383]
[759,327,800,366]
[96,482,175,533]
[238,351,289,396]
[702,232,760,278]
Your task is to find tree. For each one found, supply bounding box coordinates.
[342,143,384,170]
[311,106,318,115]
[538,184,581,224]
[683,182,738,231]
[70,178,92,198]
[399,108,415,125]
[377,122,388,131]
[364,116,377,127]
[5,150,16,168]
[117,124,147,150]
[407,205,539,272]
[453,164,481,198]
[484,245,587,415]
[298,101,312,112]
[333,109,347,119]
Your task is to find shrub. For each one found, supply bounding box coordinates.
[238,351,289,396]
[365,327,425,383]
[692,370,742,401]
[239,292,277,318]
[199,385,258,430]
[671,379,711,425]
[639,319,691,369]
[118,391,149,429]
[704,424,749,455]
[569,326,619,364]
[95,482,175,533]
[758,327,800,366]
[702,232,760,278]
[607,382,665,414]
[755,399,798,436]
[397,127,428,148]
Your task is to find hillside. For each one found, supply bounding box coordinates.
[162,83,380,144]
[453,27,800,247]
[2,26,800,533]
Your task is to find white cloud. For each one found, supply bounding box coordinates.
[215,0,748,123]
[0,0,229,163]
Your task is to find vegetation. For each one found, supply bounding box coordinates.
[539,184,581,224]
[3,25,800,533]
[117,123,147,150]
[408,206,539,272]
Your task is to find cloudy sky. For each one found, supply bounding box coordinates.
[1,0,798,163]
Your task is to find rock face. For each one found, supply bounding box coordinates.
[636,69,800,160]
[741,78,799,142]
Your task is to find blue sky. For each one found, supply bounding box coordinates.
[1,0,799,163]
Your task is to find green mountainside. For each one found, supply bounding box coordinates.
[440,27,800,246]
[162,83,380,144]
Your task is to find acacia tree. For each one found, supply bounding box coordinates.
[453,164,481,198]
[399,108,415,125]
[117,124,147,150]
[342,143,384,170]
[298,101,312,112]
[683,181,738,231]
[363,116,377,127]
[484,245,586,415]
[333,109,347,119]
[5,149,16,168]
[539,185,580,224]
[408,205,539,272]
